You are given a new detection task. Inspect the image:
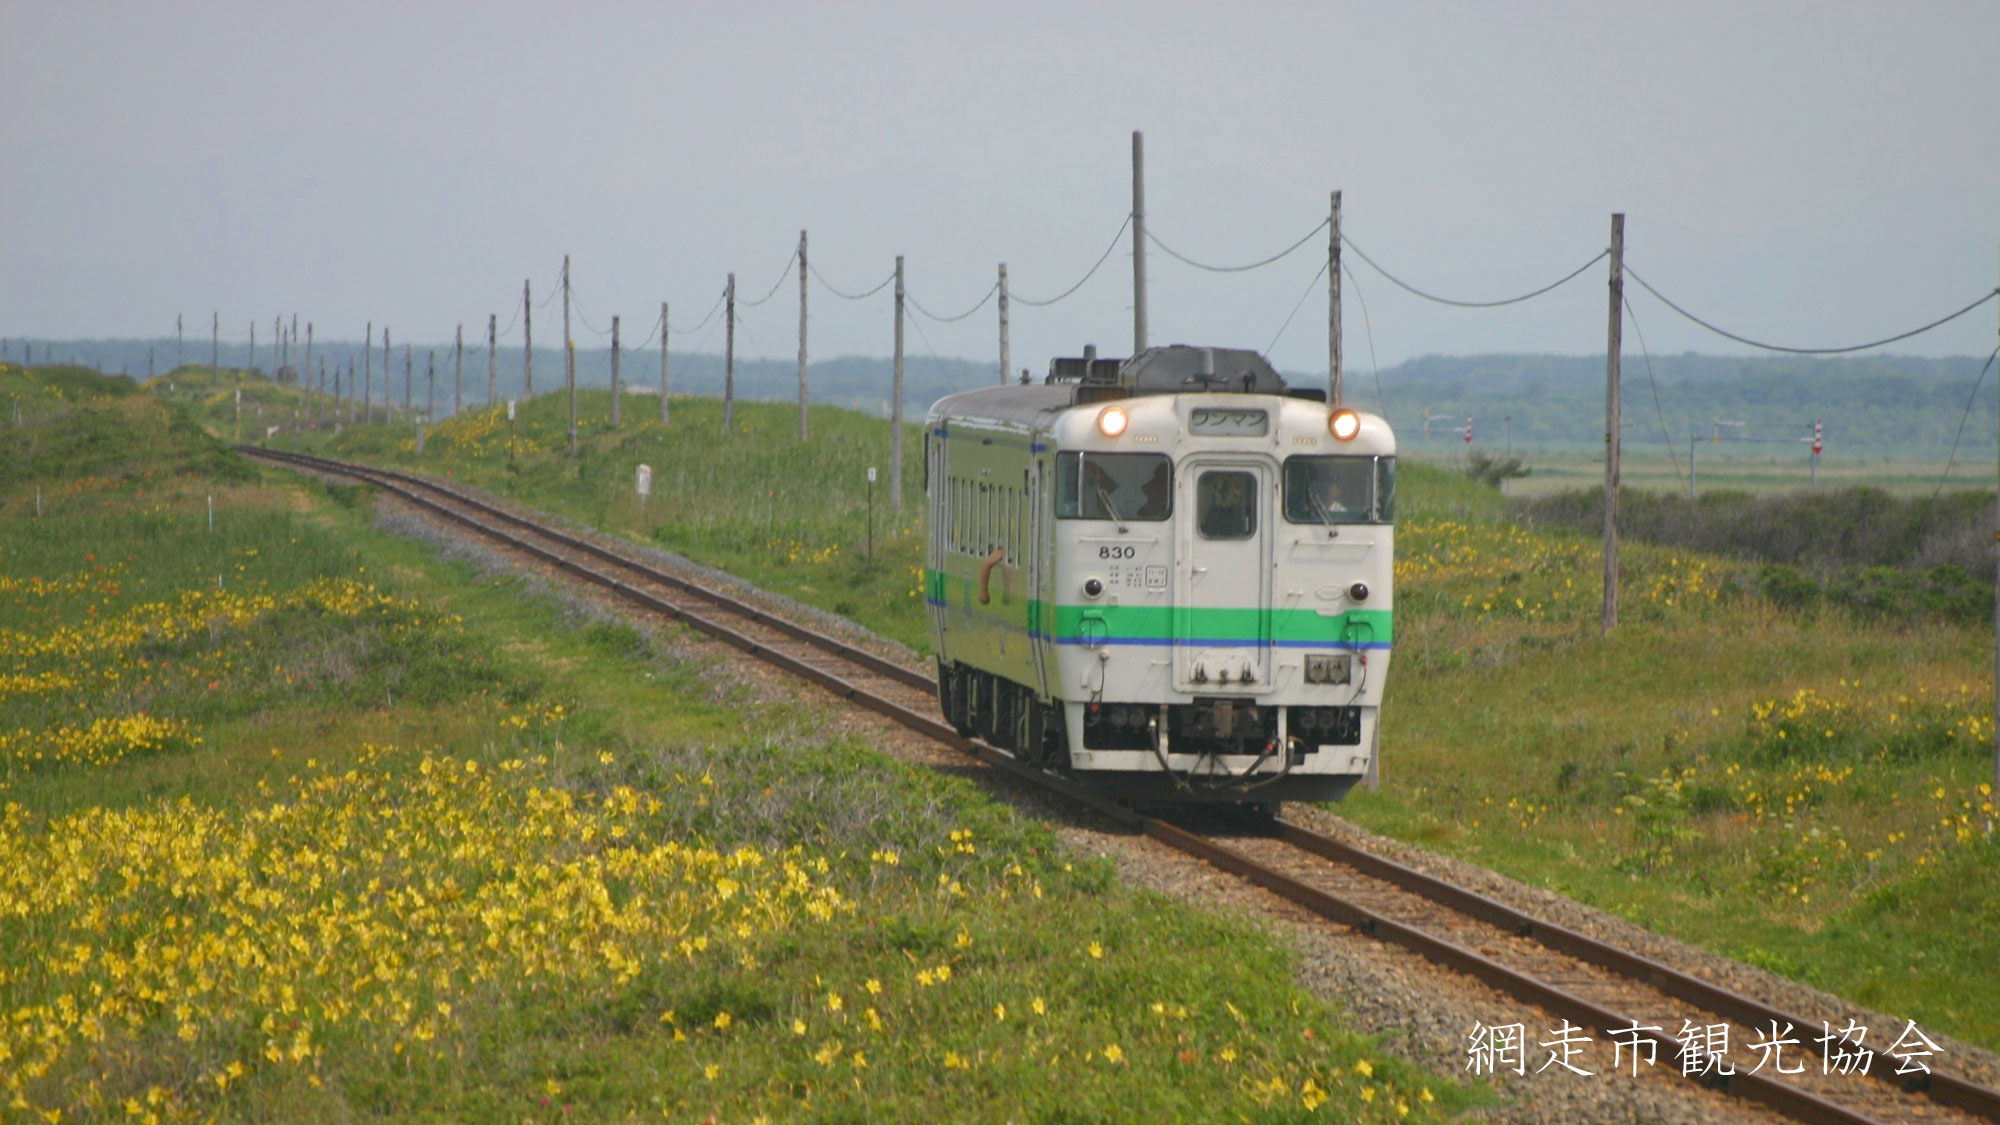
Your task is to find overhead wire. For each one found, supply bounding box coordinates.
[1264,258,1330,355]
[903,304,977,394]
[1012,214,1132,307]
[669,288,728,336]
[908,280,1000,324]
[1924,345,2000,504]
[1340,262,1388,417]
[1342,237,1609,309]
[736,250,801,307]
[1624,268,1999,355]
[810,262,896,301]
[1148,218,1329,274]
[1621,292,1686,489]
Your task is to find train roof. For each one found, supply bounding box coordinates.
[927,344,1323,430]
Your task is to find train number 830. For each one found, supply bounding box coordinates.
[1097,545,1137,559]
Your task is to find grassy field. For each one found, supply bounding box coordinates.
[243,373,2000,1058]
[4,362,1467,1122]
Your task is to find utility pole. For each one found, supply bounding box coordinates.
[1602,212,1625,634]
[487,314,497,406]
[798,230,810,440]
[1329,190,1343,405]
[1131,129,1147,355]
[211,311,218,368]
[303,322,313,420]
[522,279,534,398]
[610,315,621,428]
[403,343,412,415]
[563,253,576,455]
[426,350,435,423]
[382,328,392,421]
[660,301,671,426]
[148,347,154,380]
[363,322,373,425]
[723,273,736,431]
[454,324,463,417]
[177,314,183,370]
[998,262,1011,386]
[290,315,299,378]
[892,254,906,510]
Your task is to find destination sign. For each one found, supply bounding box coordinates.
[1188,408,1268,436]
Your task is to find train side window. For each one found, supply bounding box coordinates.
[1196,470,1257,540]
[1375,457,1397,523]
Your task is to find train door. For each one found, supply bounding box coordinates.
[1173,458,1272,691]
[1025,459,1051,698]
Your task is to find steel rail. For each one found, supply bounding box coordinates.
[243,446,1996,1125]
[242,447,932,694]
[1267,816,2000,1121]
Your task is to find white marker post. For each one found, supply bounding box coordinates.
[506,399,518,467]
[636,463,652,519]
[867,466,878,561]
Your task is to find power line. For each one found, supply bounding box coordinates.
[1265,258,1330,355]
[908,281,1000,323]
[1622,292,1685,489]
[736,250,800,307]
[1013,214,1133,307]
[569,286,612,338]
[1342,237,1608,309]
[1926,345,2000,504]
[668,288,728,336]
[1625,267,1999,355]
[623,308,665,353]
[903,305,977,394]
[809,262,896,301]
[1340,262,1388,417]
[1148,218,1329,274]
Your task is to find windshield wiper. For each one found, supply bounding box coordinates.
[1306,487,1340,538]
[1095,485,1129,534]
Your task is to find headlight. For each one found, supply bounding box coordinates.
[1098,405,1129,437]
[1328,409,1360,441]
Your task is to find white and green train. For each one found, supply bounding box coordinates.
[925,344,1394,805]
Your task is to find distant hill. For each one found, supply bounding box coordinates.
[7,338,1991,454]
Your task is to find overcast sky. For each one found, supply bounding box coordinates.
[4,1,1998,375]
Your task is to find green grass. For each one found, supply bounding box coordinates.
[266,370,2000,1056]
[2,366,1473,1122]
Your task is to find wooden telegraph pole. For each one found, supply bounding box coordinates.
[487,314,497,406]
[798,230,810,440]
[660,301,671,426]
[723,273,737,431]
[998,263,1011,386]
[563,254,576,455]
[453,324,463,417]
[610,315,622,429]
[892,255,905,510]
[426,350,435,423]
[1131,130,1147,355]
[177,314,184,370]
[1329,191,1343,405]
[303,322,314,422]
[1602,213,1625,634]
[211,312,218,368]
[382,328,393,420]
[522,279,534,398]
[363,323,373,424]
[403,343,412,415]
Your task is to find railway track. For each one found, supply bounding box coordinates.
[244,445,2000,1125]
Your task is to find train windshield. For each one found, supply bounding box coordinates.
[1282,456,1396,524]
[1056,452,1172,521]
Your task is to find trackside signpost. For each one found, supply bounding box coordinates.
[636,463,652,518]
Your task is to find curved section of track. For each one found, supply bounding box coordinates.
[244,446,2000,1125]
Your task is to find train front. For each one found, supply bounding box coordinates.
[1050,347,1394,804]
